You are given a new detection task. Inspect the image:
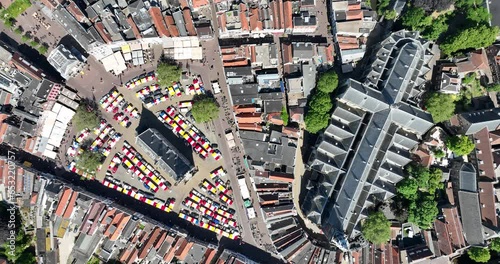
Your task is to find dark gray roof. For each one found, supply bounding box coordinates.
[53,6,95,51]
[88,26,104,43]
[459,108,500,135]
[136,128,193,181]
[293,14,317,26]
[459,163,477,192]
[264,100,283,113]
[36,79,56,99]
[172,10,187,36]
[230,83,258,105]
[262,203,294,213]
[458,191,484,245]
[259,92,282,100]
[85,6,98,20]
[292,42,314,60]
[240,130,297,168]
[225,66,253,77]
[335,11,346,22]
[300,30,435,242]
[129,0,153,31]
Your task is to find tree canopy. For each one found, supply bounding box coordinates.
[466,7,491,25]
[490,238,500,252]
[440,25,499,56]
[304,109,330,134]
[408,194,439,228]
[425,93,455,123]
[76,150,103,173]
[281,106,289,126]
[156,61,182,87]
[309,92,332,112]
[73,104,100,132]
[468,247,490,263]
[361,212,391,245]
[316,71,339,94]
[433,149,445,158]
[191,97,220,123]
[422,16,448,41]
[446,135,475,156]
[401,7,432,31]
[396,178,419,200]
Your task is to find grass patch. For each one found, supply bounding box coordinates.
[1,0,31,20]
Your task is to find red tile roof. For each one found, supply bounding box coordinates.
[346,10,363,20]
[165,15,180,37]
[249,7,262,31]
[126,17,142,39]
[62,190,78,219]
[109,213,131,241]
[55,188,72,217]
[138,227,162,259]
[474,127,496,180]
[218,13,227,32]
[149,7,170,37]
[269,172,294,183]
[236,113,262,123]
[239,3,249,31]
[179,0,189,9]
[434,219,453,255]
[30,192,38,205]
[442,207,466,250]
[15,167,23,193]
[0,160,6,186]
[278,0,285,29]
[165,237,184,262]
[95,22,113,43]
[267,112,284,125]
[457,49,490,74]
[271,1,279,29]
[176,241,193,260]
[326,44,334,63]
[446,182,455,205]
[283,0,293,29]
[202,248,216,264]
[348,3,361,10]
[154,230,167,250]
[234,105,257,114]
[238,123,263,131]
[282,43,292,64]
[66,1,87,23]
[479,181,498,227]
[223,59,249,67]
[192,0,209,8]
[183,8,197,36]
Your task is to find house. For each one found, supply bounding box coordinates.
[47,45,86,80]
[436,64,461,94]
[240,129,297,173]
[456,49,492,82]
[458,163,485,245]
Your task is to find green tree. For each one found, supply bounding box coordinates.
[361,212,391,245]
[487,84,500,92]
[304,109,330,134]
[76,150,103,173]
[456,0,483,8]
[422,16,448,41]
[401,7,432,31]
[377,0,391,15]
[396,178,418,200]
[191,97,220,123]
[281,106,289,126]
[316,70,339,94]
[73,104,100,132]
[88,256,100,264]
[467,7,491,24]
[490,238,500,252]
[3,17,14,28]
[384,10,397,20]
[425,92,455,123]
[29,40,39,47]
[433,149,445,158]
[406,164,430,190]
[38,44,48,55]
[468,247,490,263]
[446,135,475,156]
[440,25,499,56]
[463,73,477,84]
[156,61,181,87]
[13,27,22,34]
[309,92,332,112]
[21,34,30,42]
[408,194,438,228]
[428,168,443,194]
